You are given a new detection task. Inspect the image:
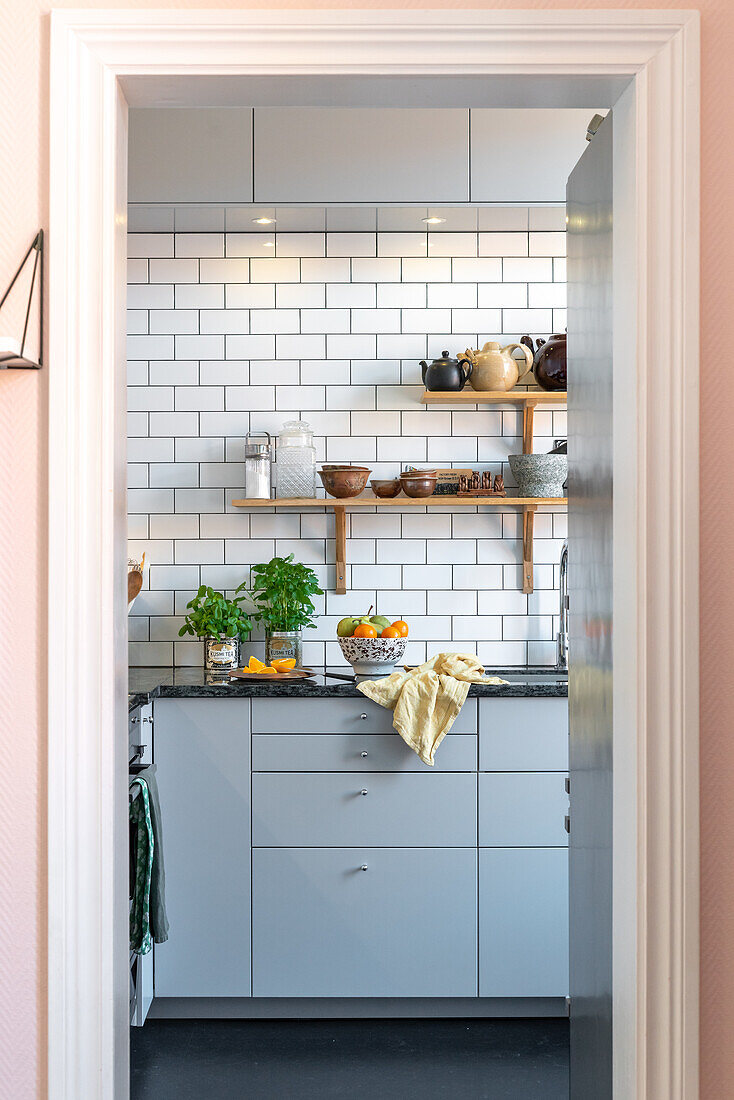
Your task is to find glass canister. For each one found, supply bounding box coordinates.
[276,420,317,498]
[244,431,272,499]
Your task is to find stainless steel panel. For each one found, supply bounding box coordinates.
[253,847,477,997]
[253,772,477,848]
[567,111,614,1097]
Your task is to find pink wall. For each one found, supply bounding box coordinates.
[1,2,731,1095]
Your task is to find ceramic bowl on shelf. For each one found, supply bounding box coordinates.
[370,478,402,498]
[338,635,408,679]
[399,469,438,498]
[318,466,371,498]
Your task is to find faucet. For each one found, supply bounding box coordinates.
[556,542,569,670]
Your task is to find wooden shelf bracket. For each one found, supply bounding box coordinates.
[334,505,347,595]
[522,505,537,594]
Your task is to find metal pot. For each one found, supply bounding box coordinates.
[265,629,303,667]
[203,636,240,672]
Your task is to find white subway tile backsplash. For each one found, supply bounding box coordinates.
[128,211,567,665]
[128,233,173,259]
[301,258,351,283]
[149,412,199,437]
[150,258,199,283]
[451,258,502,282]
[351,257,401,283]
[175,233,223,258]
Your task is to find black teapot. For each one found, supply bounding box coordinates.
[420,351,472,392]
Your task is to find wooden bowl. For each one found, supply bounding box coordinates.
[399,470,438,498]
[318,466,372,498]
[370,478,402,498]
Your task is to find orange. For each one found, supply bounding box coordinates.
[381,626,400,639]
[353,623,378,638]
[256,666,278,674]
[272,658,296,671]
[391,620,409,637]
[247,655,266,671]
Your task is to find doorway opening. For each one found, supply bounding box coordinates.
[48,12,700,1100]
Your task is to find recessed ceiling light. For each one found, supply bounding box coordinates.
[422,217,446,225]
[252,217,276,225]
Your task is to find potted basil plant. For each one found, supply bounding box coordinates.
[239,553,323,667]
[178,584,253,672]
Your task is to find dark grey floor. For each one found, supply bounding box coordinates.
[131,1018,569,1099]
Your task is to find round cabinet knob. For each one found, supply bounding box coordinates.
[360,864,369,872]
[360,788,368,796]
[360,751,368,758]
[360,712,367,720]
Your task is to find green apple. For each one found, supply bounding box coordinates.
[370,615,391,631]
[336,617,358,638]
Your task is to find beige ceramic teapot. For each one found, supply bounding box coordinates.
[460,341,534,392]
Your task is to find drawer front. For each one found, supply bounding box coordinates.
[479,772,568,847]
[479,847,568,997]
[479,698,568,771]
[252,696,477,736]
[253,772,477,847]
[252,733,477,773]
[253,847,477,997]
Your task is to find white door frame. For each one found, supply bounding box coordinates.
[48,10,700,1098]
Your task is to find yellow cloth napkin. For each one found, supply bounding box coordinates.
[357,653,507,766]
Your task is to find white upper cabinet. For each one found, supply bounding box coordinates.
[254,108,469,204]
[470,108,596,203]
[128,108,253,203]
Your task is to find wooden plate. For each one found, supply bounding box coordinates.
[230,667,315,681]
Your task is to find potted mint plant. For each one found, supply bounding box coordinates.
[178,584,253,672]
[239,554,322,666]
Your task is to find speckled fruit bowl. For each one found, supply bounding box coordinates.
[338,635,407,678]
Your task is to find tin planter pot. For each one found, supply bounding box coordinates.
[203,636,240,673]
[265,629,303,667]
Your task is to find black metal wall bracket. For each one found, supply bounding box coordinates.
[0,230,43,369]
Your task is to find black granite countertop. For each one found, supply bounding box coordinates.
[128,665,567,711]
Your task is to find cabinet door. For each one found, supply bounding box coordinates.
[479,698,568,772]
[252,733,477,772]
[480,847,568,997]
[470,108,595,203]
[254,108,469,203]
[253,847,477,997]
[479,772,568,847]
[253,771,477,848]
[252,696,477,735]
[128,108,253,203]
[153,698,251,996]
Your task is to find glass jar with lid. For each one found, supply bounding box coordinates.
[276,420,317,498]
[243,431,272,499]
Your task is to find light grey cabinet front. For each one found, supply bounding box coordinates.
[480,848,568,997]
[479,697,568,771]
[252,732,477,772]
[252,696,477,735]
[253,108,469,203]
[253,771,477,848]
[479,772,569,847]
[153,698,251,997]
[128,108,253,203]
[253,847,477,997]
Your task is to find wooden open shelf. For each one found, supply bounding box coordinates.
[420,390,567,404]
[231,494,567,595]
[421,390,567,455]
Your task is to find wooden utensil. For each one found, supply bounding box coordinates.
[127,552,145,603]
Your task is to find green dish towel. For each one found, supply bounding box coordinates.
[129,765,169,954]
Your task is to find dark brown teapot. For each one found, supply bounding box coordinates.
[420,351,472,392]
[521,333,567,391]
